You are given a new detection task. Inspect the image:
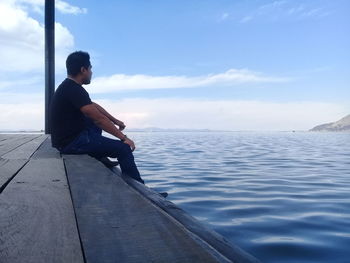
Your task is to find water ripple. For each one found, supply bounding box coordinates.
[125,131,350,263]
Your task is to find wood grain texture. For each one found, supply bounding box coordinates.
[0,158,27,191]
[0,135,40,157]
[0,158,84,263]
[2,135,48,160]
[118,169,261,263]
[31,137,60,159]
[64,154,230,263]
[0,134,19,142]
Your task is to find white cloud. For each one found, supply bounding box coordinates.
[88,69,289,93]
[0,76,42,90]
[55,0,87,15]
[0,102,44,131]
[0,92,43,104]
[0,0,85,121]
[0,1,75,73]
[239,1,331,23]
[0,92,44,130]
[0,93,348,131]
[95,98,349,131]
[239,1,288,23]
[301,7,330,18]
[14,0,87,15]
[260,0,288,10]
[55,22,74,48]
[240,15,253,23]
[219,13,229,21]
[287,5,305,15]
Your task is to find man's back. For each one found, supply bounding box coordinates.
[50,78,92,148]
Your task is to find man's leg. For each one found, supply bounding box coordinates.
[83,117,120,167]
[85,134,144,184]
[60,129,144,184]
[85,132,144,184]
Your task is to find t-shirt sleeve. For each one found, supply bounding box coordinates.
[66,86,92,109]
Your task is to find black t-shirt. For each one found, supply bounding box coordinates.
[50,78,92,148]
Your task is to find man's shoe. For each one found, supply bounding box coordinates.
[150,188,168,198]
[158,192,168,198]
[98,157,119,168]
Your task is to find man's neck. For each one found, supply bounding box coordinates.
[67,76,83,85]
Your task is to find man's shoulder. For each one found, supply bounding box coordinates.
[55,79,71,93]
[56,79,88,95]
[58,78,78,89]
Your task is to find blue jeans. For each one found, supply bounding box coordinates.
[58,118,144,184]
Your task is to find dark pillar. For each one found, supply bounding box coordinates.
[45,0,55,134]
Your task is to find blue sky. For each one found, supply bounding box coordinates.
[0,0,349,130]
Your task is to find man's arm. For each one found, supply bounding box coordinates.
[80,104,135,151]
[93,102,125,130]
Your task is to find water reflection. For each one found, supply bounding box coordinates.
[112,131,350,263]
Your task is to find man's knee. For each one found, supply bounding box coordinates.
[119,142,132,155]
[108,141,132,159]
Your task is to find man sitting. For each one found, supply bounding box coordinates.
[50,51,144,184]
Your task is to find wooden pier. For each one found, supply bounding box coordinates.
[0,134,260,263]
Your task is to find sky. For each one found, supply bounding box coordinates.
[0,0,349,131]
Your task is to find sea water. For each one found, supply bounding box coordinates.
[126,131,350,263]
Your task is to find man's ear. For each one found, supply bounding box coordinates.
[80,66,86,74]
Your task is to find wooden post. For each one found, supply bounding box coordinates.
[45,0,55,134]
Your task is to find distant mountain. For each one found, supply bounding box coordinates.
[310,114,350,132]
[127,127,215,132]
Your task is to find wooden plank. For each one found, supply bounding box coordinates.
[2,135,48,160]
[0,134,18,142]
[0,134,41,157]
[0,134,24,140]
[0,158,27,192]
[31,137,60,159]
[0,134,36,147]
[64,154,231,263]
[118,169,260,263]
[0,134,34,149]
[0,158,84,263]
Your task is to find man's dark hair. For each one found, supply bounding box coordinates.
[66,51,91,76]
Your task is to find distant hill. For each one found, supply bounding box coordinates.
[127,127,214,132]
[310,114,350,132]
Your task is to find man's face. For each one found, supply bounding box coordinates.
[81,65,93,85]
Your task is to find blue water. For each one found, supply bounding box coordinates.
[128,131,350,263]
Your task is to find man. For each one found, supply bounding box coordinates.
[50,51,144,184]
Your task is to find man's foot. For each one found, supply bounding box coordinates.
[134,178,145,184]
[98,157,119,168]
[158,192,168,198]
[150,188,168,198]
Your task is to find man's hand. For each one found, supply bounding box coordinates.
[81,104,129,142]
[92,102,126,131]
[124,138,135,152]
[114,120,126,131]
